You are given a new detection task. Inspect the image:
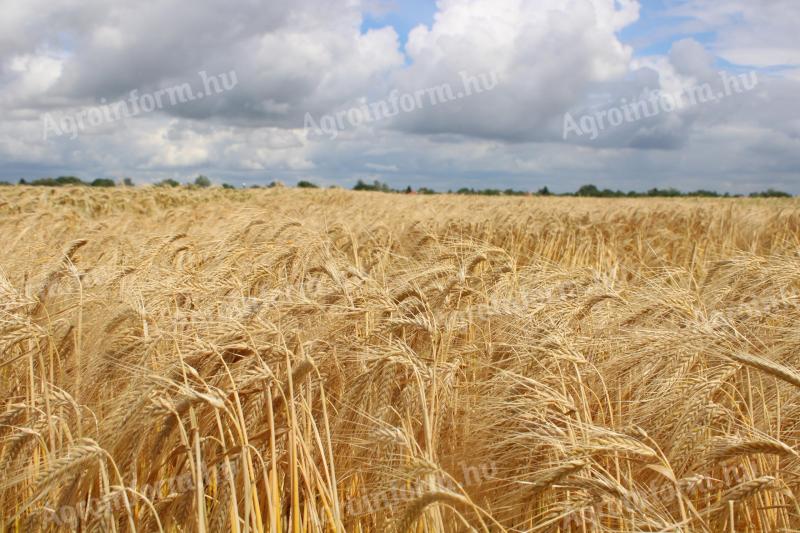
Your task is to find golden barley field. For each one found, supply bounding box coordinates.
[1,186,800,532]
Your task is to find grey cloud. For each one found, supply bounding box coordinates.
[669,38,716,78]
[0,0,798,194]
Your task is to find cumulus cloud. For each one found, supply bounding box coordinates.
[386,0,638,141]
[668,0,800,67]
[0,0,797,193]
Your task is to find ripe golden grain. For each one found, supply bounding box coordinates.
[1,187,799,532]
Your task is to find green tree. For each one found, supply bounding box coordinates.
[29,176,88,186]
[56,176,85,186]
[750,189,791,198]
[576,184,600,197]
[297,180,319,188]
[687,189,719,197]
[90,178,116,187]
[353,179,392,192]
[194,175,211,188]
[646,187,681,197]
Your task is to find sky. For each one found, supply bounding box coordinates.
[0,0,798,193]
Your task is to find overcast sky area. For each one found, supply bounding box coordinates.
[1,0,798,193]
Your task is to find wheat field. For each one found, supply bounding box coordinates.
[1,186,799,532]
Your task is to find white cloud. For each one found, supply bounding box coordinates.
[0,0,797,193]
[389,0,638,140]
[668,0,800,67]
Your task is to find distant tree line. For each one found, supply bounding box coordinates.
[7,175,219,188]
[568,184,792,198]
[14,176,118,187]
[346,180,792,198]
[2,176,793,198]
